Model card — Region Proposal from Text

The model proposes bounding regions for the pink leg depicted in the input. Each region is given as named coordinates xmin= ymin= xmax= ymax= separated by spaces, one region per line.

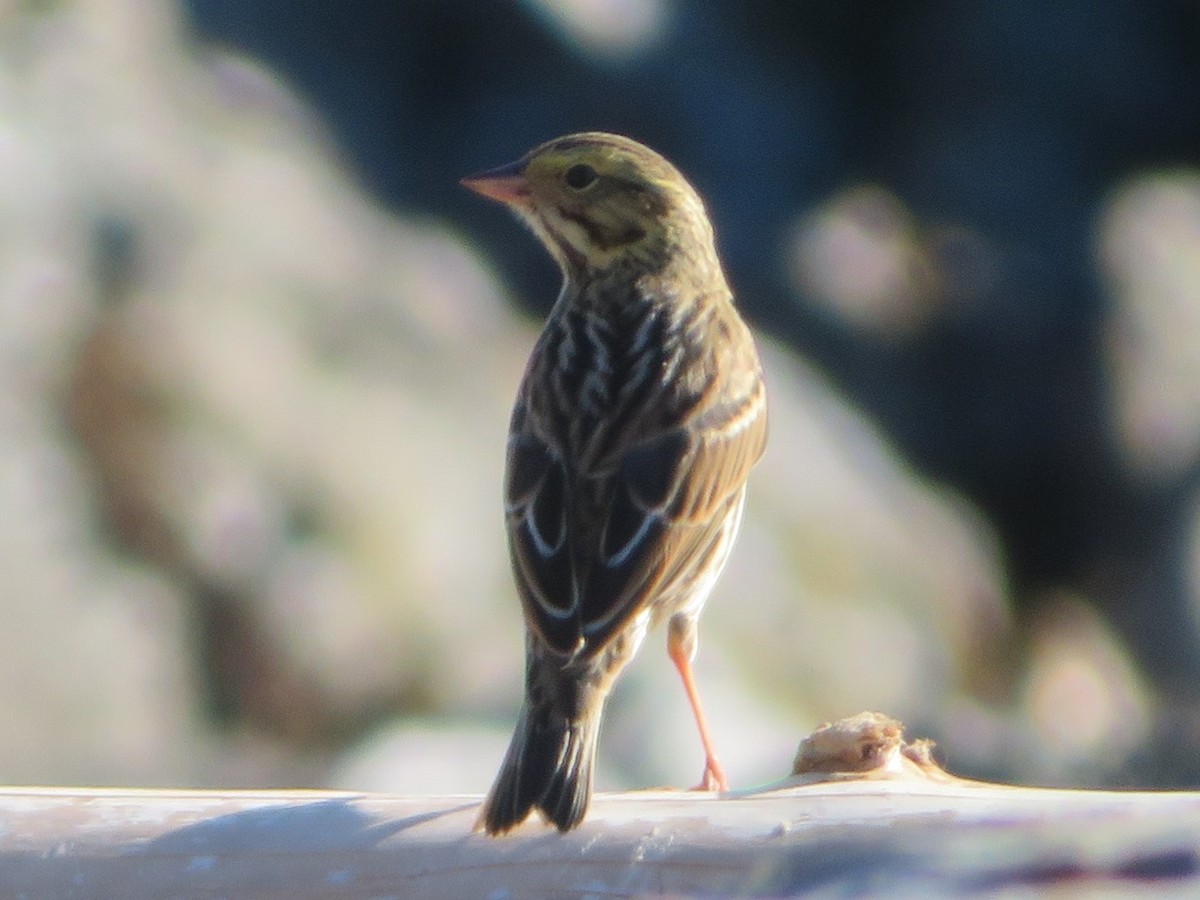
xmin=668 ymin=640 xmax=729 ymax=793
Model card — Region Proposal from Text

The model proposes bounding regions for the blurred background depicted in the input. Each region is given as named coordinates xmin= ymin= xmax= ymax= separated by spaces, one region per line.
xmin=2 ymin=0 xmax=1199 ymax=796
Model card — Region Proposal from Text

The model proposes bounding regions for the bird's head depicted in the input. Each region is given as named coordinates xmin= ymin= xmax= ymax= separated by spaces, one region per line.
xmin=462 ymin=132 xmax=716 ymax=280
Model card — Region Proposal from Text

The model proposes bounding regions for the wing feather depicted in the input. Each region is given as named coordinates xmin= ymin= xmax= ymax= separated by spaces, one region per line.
xmin=506 ymin=370 xmax=766 ymax=658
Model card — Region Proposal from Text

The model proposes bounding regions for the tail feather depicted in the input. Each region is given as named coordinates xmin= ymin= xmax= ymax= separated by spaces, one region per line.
xmin=538 ymin=716 xmax=596 ymax=831
xmin=478 ymin=700 xmax=600 ymax=835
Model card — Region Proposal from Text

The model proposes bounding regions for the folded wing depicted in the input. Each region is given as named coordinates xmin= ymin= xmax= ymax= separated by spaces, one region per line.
xmin=506 ymin=378 xmax=766 ymax=658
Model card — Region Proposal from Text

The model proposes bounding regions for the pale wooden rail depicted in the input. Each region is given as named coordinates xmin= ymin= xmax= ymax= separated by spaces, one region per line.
xmin=3 ymin=780 xmax=1200 ymax=897
xmin=2 ymin=716 xmax=1199 ymax=897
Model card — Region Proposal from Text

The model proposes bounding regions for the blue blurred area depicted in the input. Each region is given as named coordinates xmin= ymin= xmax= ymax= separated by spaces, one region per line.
xmin=5 ymin=0 xmax=1200 ymax=792
xmin=181 ymin=0 xmax=1200 ymax=692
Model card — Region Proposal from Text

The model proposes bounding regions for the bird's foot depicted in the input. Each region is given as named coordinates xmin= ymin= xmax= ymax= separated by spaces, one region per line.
xmin=691 ymin=757 xmax=729 ymax=793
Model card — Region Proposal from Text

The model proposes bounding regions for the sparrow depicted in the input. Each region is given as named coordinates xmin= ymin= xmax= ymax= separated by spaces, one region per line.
xmin=462 ymin=132 xmax=767 ymax=834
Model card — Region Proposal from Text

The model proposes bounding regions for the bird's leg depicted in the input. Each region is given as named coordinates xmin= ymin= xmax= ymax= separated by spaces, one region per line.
xmin=667 ymin=618 xmax=729 ymax=793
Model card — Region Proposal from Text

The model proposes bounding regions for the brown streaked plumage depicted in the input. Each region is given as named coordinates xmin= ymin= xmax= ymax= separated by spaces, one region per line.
xmin=463 ymin=132 xmax=767 ymax=834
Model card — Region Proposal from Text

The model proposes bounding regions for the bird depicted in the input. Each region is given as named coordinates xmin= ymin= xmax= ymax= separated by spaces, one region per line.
xmin=461 ymin=132 xmax=767 ymax=835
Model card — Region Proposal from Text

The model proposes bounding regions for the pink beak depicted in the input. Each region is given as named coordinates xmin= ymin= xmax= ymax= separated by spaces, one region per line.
xmin=460 ymin=159 xmax=531 ymax=206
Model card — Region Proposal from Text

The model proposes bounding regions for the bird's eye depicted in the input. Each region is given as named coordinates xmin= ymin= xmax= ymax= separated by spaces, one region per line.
xmin=564 ymin=163 xmax=598 ymax=190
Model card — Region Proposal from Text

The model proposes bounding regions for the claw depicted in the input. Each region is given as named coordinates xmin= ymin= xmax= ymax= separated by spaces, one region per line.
xmin=692 ymin=757 xmax=729 ymax=793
